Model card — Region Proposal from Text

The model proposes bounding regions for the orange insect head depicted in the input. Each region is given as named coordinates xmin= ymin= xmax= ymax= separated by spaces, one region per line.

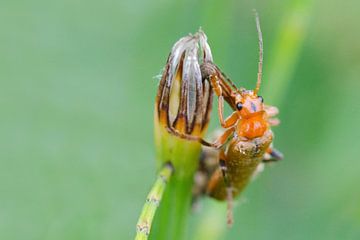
xmin=234 ymin=90 xmax=268 ymax=139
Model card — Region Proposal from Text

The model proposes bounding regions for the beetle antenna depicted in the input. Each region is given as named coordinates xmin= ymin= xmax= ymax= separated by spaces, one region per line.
xmin=253 ymin=9 xmax=263 ymax=95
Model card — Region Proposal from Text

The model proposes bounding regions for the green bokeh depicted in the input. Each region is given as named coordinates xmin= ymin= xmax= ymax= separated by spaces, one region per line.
xmin=1 ymin=0 xmax=359 ymax=239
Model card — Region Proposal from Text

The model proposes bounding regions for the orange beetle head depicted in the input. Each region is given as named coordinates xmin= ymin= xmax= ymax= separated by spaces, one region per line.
xmin=233 ymin=90 xmax=268 ymax=139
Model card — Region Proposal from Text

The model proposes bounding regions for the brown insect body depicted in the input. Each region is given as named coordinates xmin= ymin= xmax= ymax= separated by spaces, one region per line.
xmin=207 ymin=128 xmax=273 ymax=200
xmin=193 ymin=63 xmax=282 ymax=226
xmin=200 ymin=12 xmax=283 ymax=226
xmin=208 ymin=91 xmax=272 ymax=200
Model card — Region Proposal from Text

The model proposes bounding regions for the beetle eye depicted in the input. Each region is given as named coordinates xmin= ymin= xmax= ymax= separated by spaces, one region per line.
xmin=236 ymin=102 xmax=243 ymax=111
xmin=258 ymin=96 xmax=264 ymax=103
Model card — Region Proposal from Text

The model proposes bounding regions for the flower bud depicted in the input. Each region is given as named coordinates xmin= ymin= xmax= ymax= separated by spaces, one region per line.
xmin=150 ymin=33 xmax=215 ymax=238
xmin=154 ymin=31 xmax=215 ymax=176
xmin=155 ymin=31 xmax=213 ymax=137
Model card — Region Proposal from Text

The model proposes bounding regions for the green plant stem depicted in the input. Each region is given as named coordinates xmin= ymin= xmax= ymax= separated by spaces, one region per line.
xmin=150 ymin=126 xmax=202 ymax=240
xmin=150 ymin=172 xmax=194 ymax=240
xmin=135 ymin=163 xmax=174 ymax=240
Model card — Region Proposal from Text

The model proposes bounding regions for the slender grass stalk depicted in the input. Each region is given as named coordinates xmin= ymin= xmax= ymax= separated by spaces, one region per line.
xmin=149 ymin=126 xmax=203 ymax=240
xmin=135 ymin=163 xmax=174 ymax=240
xmin=264 ymin=0 xmax=312 ymax=105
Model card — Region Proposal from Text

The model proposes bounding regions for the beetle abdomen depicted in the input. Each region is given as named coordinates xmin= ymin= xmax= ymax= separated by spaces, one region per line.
xmin=206 ymin=130 xmax=273 ymax=200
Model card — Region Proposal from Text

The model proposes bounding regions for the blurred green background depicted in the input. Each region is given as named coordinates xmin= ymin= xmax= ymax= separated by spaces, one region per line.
xmin=1 ymin=0 xmax=360 ymax=239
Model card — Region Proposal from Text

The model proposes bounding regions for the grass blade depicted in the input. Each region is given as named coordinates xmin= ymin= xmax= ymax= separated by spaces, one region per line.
xmin=135 ymin=163 xmax=174 ymax=240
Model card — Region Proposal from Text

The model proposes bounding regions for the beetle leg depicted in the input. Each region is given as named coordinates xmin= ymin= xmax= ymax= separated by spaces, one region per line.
xmin=165 ymin=125 xmax=214 ymax=147
xmin=264 ymin=105 xmax=279 ymax=117
xmin=262 ymin=147 xmax=283 ymax=163
xmin=268 ymin=118 xmax=280 ymax=126
xmin=209 ymin=75 xmax=239 ymax=128
xmin=210 ymin=127 xmax=235 ymax=149
xmin=166 ymin=124 xmax=235 ymax=149
xmin=219 ymin=154 xmax=234 ymax=227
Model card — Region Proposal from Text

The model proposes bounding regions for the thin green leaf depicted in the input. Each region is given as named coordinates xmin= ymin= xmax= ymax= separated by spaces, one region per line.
xmin=135 ymin=163 xmax=174 ymax=240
